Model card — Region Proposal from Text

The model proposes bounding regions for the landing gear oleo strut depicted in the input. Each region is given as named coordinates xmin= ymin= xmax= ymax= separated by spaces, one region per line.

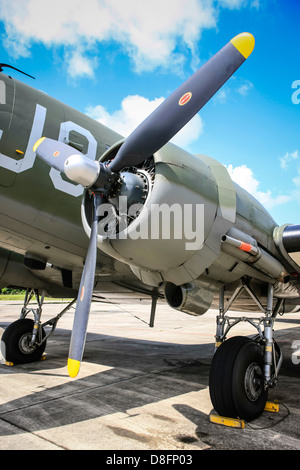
xmin=1 ymin=289 xmax=76 ymax=365
xmin=209 ymin=280 xmax=283 ymax=422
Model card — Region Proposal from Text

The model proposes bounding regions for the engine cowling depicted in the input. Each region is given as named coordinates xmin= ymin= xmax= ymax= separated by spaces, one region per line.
xmin=81 ymin=140 xmax=237 ymax=287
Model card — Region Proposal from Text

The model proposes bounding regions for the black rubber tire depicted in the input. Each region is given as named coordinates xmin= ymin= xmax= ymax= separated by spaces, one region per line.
xmin=209 ymin=336 xmax=268 ymax=422
xmin=1 ymin=318 xmax=46 ymax=364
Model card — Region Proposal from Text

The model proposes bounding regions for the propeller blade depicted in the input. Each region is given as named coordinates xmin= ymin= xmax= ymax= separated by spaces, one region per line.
xmin=34 ymin=33 xmax=254 ymax=188
xmin=67 ymin=193 xmax=101 ymax=378
xmin=33 ymin=138 xmax=111 ymax=188
xmin=108 ymin=32 xmax=255 ymax=173
xmin=33 ymin=137 xmax=79 ymax=173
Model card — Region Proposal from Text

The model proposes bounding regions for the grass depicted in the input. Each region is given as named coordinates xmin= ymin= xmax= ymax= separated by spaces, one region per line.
xmin=0 ymin=294 xmax=26 ymax=301
xmin=0 ymin=294 xmax=73 ymax=302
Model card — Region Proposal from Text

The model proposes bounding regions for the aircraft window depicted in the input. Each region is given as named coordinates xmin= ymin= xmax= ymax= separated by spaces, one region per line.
xmin=0 ymin=81 xmax=6 ymax=104
xmin=67 ymin=130 xmax=89 ymax=153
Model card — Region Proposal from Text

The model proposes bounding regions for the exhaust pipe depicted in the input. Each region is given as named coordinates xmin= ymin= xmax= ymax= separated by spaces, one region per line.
xmin=221 ymin=229 xmax=289 ymax=282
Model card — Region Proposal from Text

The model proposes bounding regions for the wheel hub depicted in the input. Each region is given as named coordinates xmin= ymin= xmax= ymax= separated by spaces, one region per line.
xmin=244 ymin=362 xmax=263 ymax=401
xmin=19 ymin=333 xmax=36 ymax=354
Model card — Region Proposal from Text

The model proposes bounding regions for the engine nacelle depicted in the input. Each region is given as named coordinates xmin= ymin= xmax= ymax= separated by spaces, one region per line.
xmin=274 ymin=224 xmax=300 ymax=275
xmin=82 ymin=140 xmax=237 ymax=286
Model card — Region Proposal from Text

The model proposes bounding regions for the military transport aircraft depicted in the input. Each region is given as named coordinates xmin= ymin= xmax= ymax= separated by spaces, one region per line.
xmin=0 ymin=32 xmax=299 ymax=423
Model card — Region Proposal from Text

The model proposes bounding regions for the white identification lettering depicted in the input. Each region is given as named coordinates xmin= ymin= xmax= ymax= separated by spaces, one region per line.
xmin=0 ymin=104 xmax=46 ymax=172
xmin=0 ymin=106 xmax=100 ymax=198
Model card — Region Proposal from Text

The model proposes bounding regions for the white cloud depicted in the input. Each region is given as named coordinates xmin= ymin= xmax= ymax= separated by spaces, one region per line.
xmin=65 ymin=49 xmax=98 ymax=80
xmin=217 ymin=0 xmax=248 ymax=8
xmin=212 ymin=77 xmax=254 ymax=104
xmin=250 ymin=0 xmax=260 ymax=9
xmin=0 ymin=0 xmax=258 ymax=78
xmin=86 ymin=94 xmax=203 ymax=148
xmin=226 ymin=164 xmax=291 ymax=210
xmin=279 ymin=150 xmax=299 ymax=169
xmin=213 ymin=88 xmax=229 ymax=104
xmin=292 ymin=167 xmax=300 ymax=187
xmin=236 ymin=79 xmax=253 ymax=96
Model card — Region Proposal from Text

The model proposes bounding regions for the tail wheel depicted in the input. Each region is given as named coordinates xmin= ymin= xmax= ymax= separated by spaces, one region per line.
xmin=1 ymin=318 xmax=46 ymax=364
xmin=209 ymin=336 xmax=268 ymax=421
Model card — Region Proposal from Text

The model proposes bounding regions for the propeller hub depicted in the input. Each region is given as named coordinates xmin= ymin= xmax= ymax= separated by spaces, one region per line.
xmin=83 ymin=165 xmax=153 ymax=240
xmin=64 ymin=154 xmax=100 ymax=187
xmin=109 ymin=169 xmax=150 ymax=208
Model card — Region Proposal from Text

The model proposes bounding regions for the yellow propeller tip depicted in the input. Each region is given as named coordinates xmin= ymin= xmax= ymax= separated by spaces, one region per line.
xmin=33 ymin=136 xmax=46 ymax=153
xmin=230 ymin=32 xmax=255 ymax=59
xmin=67 ymin=358 xmax=81 ymax=378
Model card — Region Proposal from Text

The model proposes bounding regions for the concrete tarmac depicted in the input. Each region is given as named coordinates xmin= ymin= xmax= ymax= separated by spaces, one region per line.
xmin=0 ymin=298 xmax=299 ymax=451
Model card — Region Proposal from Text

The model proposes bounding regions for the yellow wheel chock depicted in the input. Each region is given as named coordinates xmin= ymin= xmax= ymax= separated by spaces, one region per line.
xmin=210 ymin=402 xmax=279 ymax=428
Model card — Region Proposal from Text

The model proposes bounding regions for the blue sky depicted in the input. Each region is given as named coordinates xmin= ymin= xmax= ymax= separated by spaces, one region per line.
xmin=0 ymin=0 xmax=299 ymax=225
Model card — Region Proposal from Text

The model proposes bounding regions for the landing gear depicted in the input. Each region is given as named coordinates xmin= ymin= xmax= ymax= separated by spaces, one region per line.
xmin=1 ymin=318 xmax=46 ymax=364
xmin=1 ymin=288 xmax=76 ymax=365
xmin=209 ymin=336 xmax=267 ymax=421
xmin=209 ymin=280 xmax=283 ymax=421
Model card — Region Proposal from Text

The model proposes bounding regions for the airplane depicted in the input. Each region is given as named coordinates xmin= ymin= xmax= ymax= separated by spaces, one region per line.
xmin=0 ymin=32 xmax=299 ymax=423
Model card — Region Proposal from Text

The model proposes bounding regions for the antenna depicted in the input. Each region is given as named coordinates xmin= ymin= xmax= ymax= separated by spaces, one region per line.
xmin=0 ymin=64 xmax=35 ymax=79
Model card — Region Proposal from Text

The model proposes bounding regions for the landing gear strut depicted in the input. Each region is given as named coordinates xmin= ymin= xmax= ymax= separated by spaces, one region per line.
xmin=209 ymin=280 xmax=283 ymax=421
xmin=1 ymin=289 xmax=76 ymax=365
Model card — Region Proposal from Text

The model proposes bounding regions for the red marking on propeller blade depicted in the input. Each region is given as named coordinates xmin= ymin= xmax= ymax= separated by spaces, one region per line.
xmin=80 ymin=286 xmax=84 ymax=302
xmin=179 ymin=92 xmax=192 ymax=106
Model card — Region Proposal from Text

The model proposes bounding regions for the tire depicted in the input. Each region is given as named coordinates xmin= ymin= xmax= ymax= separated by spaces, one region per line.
xmin=209 ymin=336 xmax=268 ymax=421
xmin=1 ymin=318 xmax=46 ymax=364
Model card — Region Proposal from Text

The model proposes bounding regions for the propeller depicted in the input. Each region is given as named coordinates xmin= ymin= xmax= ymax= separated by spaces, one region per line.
xmin=33 ymin=32 xmax=255 ymax=378
xmin=67 ymin=192 xmax=102 ymax=377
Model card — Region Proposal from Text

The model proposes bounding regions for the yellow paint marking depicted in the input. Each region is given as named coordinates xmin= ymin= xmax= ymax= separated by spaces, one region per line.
xmin=68 ymin=358 xmax=81 ymax=378
xmin=33 ymin=136 xmax=46 ymax=152
xmin=230 ymin=32 xmax=255 ymax=59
